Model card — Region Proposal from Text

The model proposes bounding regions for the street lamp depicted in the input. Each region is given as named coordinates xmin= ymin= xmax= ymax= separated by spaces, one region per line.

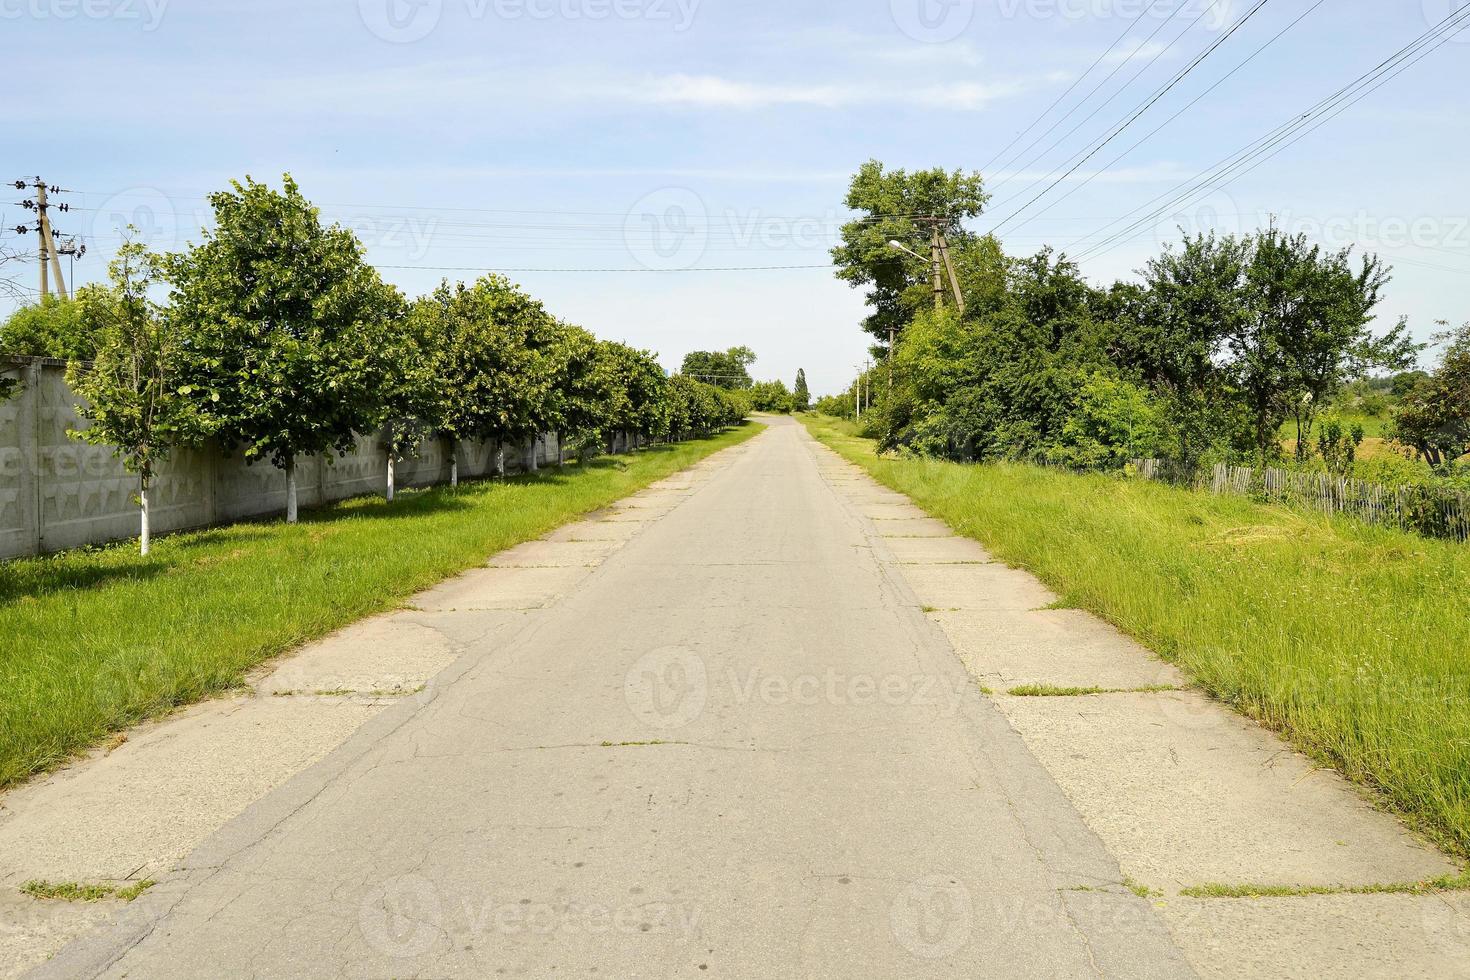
xmin=887 ymin=239 xmax=926 ymax=262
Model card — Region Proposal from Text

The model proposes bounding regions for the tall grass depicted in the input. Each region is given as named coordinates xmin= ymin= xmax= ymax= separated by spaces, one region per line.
xmin=0 ymin=427 xmax=759 ymax=789
xmin=803 ymin=415 xmax=1470 ymax=857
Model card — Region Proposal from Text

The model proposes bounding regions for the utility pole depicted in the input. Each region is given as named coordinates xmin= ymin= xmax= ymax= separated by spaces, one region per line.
xmin=929 ymin=221 xmax=943 ymax=312
xmin=14 ymin=178 xmax=82 ymax=301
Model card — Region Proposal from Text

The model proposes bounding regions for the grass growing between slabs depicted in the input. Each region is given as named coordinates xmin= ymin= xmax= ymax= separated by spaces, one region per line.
xmin=0 ymin=425 xmax=759 ymax=789
xmin=801 ymin=414 xmax=1470 ymax=858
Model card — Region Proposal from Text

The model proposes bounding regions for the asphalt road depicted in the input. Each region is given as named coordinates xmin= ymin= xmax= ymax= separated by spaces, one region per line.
xmin=42 ymin=417 xmax=1193 ymax=978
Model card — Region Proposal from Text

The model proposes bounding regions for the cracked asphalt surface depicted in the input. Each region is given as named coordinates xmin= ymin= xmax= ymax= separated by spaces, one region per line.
xmin=37 ymin=417 xmax=1193 ymax=978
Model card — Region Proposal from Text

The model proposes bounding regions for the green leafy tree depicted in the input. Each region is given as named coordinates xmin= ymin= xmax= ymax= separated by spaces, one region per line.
xmin=1052 ymin=373 xmax=1169 ymax=469
xmin=1133 ymin=232 xmax=1252 ymax=462
xmin=1233 ymin=229 xmax=1410 ymax=462
xmin=408 ymin=276 xmax=560 ymax=479
xmin=167 ymin=175 xmax=405 ymax=522
xmin=0 ymin=292 xmax=111 ymax=360
xmin=602 ymin=342 xmax=667 ymax=448
xmin=750 ymin=379 xmax=794 ymax=413
xmin=680 ymin=347 xmax=755 ymax=389
xmin=831 ymin=160 xmax=988 ymax=352
xmin=792 ymin=368 xmax=810 ymax=410
xmin=1315 ymin=415 xmax=1364 ymax=477
xmin=547 ymin=323 xmax=616 ymax=465
xmin=1392 ymin=322 xmax=1470 ymax=469
xmin=66 ymin=238 xmax=212 ymax=554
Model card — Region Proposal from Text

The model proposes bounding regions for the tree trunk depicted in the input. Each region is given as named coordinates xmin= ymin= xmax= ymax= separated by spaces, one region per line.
xmin=386 ymin=452 xmax=396 ymax=502
xmin=450 ymin=454 xmax=459 ymax=488
xmin=494 ymin=443 xmax=505 ymax=478
xmin=285 ymin=458 xmax=299 ymax=523
xmin=525 ymin=437 xmax=539 ymax=473
xmin=556 ymin=433 xmax=566 ymax=468
xmin=139 ymin=470 xmax=151 ymax=557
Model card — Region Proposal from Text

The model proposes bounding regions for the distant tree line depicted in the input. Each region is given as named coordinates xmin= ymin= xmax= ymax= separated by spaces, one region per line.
xmin=678 ymin=346 xmax=809 ymax=414
xmin=0 ymin=175 xmax=748 ymax=553
xmin=827 ymin=161 xmax=1469 ymax=477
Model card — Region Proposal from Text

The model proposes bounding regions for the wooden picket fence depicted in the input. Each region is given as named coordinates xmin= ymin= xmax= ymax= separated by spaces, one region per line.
xmin=1129 ymin=458 xmax=1470 ymax=542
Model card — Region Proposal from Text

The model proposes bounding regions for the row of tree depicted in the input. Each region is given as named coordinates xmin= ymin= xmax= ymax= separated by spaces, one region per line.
xmin=827 ymin=160 xmax=1464 ymax=474
xmin=676 ymin=346 xmax=810 ymax=413
xmin=1 ymin=176 xmax=747 ymax=553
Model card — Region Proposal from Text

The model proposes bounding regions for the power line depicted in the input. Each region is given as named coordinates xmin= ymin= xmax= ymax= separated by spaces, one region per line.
xmin=983 ymin=0 xmax=1191 ymax=200
xmin=1069 ymin=4 xmax=1470 ymax=261
xmin=988 ymin=0 xmax=1273 ymax=236
xmin=999 ymin=0 xmax=1326 ymax=236
xmin=376 ymin=263 xmax=833 ymax=273
xmin=978 ymin=0 xmax=1173 ymax=176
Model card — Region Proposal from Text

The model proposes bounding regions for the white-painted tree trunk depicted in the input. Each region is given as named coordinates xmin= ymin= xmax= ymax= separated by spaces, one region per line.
xmin=138 ymin=474 xmax=151 ymax=556
xmin=450 ymin=453 xmax=459 ymax=488
xmin=494 ymin=443 xmax=505 ymax=478
xmin=525 ymin=437 xmax=539 ymax=473
xmin=285 ymin=459 xmax=299 ymax=523
xmin=386 ymin=452 xmax=396 ymax=502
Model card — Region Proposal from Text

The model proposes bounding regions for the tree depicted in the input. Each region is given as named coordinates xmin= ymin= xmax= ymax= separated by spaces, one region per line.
xmin=167 ymin=175 xmax=405 ymax=522
xmin=680 ymin=347 xmax=755 ymax=389
xmin=601 ymin=342 xmax=667 ymax=448
xmin=1233 ymin=229 xmax=1410 ymax=462
xmin=1393 ymin=322 xmax=1470 ymax=469
xmin=408 ymin=276 xmax=560 ymax=479
xmin=0 ymin=292 xmax=111 ymax=360
xmin=1134 ymin=232 xmax=1252 ymax=462
xmin=1052 ymin=373 xmax=1169 ymax=469
xmin=792 ymin=368 xmax=810 ymax=410
xmin=547 ymin=323 xmax=615 ymax=466
xmin=750 ymin=379 xmax=794 ymax=413
xmin=831 ymin=160 xmax=988 ymax=352
xmin=66 ymin=238 xmax=212 ymax=554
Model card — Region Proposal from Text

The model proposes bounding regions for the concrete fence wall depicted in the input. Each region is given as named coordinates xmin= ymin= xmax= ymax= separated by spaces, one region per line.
xmin=0 ymin=357 xmax=581 ymax=560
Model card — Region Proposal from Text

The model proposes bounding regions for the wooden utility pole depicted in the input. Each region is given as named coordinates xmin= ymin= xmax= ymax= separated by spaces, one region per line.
xmin=929 ymin=222 xmax=943 ymax=312
xmin=17 ymin=178 xmax=78 ymax=301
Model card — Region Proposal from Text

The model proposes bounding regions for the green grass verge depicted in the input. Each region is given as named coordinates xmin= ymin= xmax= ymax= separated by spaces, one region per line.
xmin=21 ymin=879 xmax=155 ymax=902
xmin=1180 ymin=869 xmax=1470 ymax=899
xmin=0 ymin=426 xmax=759 ymax=789
xmin=801 ymin=415 xmax=1470 ymax=858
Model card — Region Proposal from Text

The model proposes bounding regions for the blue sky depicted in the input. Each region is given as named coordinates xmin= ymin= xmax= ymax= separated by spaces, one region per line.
xmin=4 ymin=0 xmax=1467 ymax=395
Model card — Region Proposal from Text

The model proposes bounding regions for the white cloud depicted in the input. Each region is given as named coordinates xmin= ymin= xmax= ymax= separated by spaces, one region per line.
xmin=605 ymin=73 xmax=1019 ymax=111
